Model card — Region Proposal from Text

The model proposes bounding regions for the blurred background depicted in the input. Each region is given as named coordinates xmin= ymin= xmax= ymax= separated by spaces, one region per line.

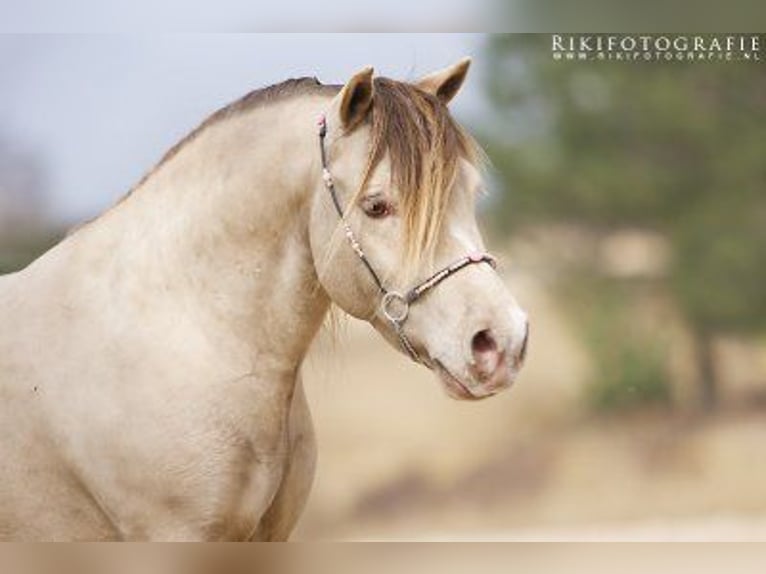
xmin=1 ymin=33 xmax=765 ymax=540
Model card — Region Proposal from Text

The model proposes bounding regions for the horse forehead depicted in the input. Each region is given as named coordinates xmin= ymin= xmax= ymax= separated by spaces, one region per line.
xmin=360 ymin=155 xmax=393 ymax=188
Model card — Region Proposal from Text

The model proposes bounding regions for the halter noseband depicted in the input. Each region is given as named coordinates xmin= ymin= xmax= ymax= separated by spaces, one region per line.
xmin=317 ymin=113 xmax=497 ymax=365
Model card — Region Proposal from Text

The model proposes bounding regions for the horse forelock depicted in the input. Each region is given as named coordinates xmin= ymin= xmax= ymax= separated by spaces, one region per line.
xmin=358 ymin=78 xmax=483 ymax=270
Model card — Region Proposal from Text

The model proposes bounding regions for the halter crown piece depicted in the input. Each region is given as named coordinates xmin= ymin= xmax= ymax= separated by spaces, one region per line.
xmin=316 ymin=113 xmax=497 ymax=365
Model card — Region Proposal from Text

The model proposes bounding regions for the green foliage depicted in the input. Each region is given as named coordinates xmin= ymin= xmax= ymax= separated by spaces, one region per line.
xmin=587 ymin=339 xmax=670 ymax=412
xmin=584 ymin=306 xmax=671 ymax=412
xmin=672 ymin=200 xmax=766 ymax=333
xmin=569 ymin=275 xmax=672 ymax=412
xmin=482 ymin=34 xmax=766 ymax=338
xmin=0 ymin=232 xmax=62 ymax=275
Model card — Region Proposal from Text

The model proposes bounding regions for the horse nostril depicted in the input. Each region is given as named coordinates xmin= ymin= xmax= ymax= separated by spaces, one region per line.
xmin=471 ymin=329 xmax=497 ymax=356
xmin=471 ymin=329 xmax=502 ymax=380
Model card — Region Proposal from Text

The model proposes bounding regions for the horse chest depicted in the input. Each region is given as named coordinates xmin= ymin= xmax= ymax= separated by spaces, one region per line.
xmin=170 ymin=419 xmax=298 ymax=540
xmin=117 ymin=429 xmax=297 ymax=541
xmin=83 ymin=378 xmax=302 ymax=541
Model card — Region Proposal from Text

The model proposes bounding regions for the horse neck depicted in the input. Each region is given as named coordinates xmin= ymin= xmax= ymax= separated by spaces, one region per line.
xmin=81 ymin=95 xmax=332 ymax=372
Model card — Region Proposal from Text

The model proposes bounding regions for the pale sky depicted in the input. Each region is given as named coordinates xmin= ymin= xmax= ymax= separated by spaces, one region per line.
xmin=1 ymin=1 xmax=501 ymax=32
xmin=0 ymin=34 xmax=490 ymax=224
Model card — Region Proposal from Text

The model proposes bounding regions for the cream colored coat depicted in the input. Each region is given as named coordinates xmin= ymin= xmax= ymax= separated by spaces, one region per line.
xmin=0 ymin=60 xmax=528 ymax=540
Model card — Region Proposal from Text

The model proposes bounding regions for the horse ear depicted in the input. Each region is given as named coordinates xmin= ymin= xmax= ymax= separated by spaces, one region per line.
xmin=337 ymin=66 xmax=375 ymax=130
xmin=416 ymin=57 xmax=471 ymax=105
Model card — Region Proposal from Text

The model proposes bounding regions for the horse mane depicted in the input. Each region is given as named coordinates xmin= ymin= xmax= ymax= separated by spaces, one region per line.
xmin=127 ymin=77 xmax=340 ymax=194
xmin=99 ymin=75 xmax=482 ymax=268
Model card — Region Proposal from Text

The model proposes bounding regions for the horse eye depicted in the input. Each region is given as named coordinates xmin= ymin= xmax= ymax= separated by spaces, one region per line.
xmin=363 ymin=198 xmax=393 ymax=219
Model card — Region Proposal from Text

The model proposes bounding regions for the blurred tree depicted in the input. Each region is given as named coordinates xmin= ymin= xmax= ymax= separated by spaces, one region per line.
xmin=481 ymin=34 xmax=766 ymax=410
xmin=0 ymin=133 xmax=60 ymax=273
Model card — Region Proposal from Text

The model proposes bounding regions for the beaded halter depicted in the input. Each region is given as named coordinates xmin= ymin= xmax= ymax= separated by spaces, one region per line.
xmin=317 ymin=113 xmax=496 ymax=365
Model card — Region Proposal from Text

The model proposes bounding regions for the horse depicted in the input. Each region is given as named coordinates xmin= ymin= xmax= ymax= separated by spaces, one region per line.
xmin=0 ymin=58 xmax=529 ymax=541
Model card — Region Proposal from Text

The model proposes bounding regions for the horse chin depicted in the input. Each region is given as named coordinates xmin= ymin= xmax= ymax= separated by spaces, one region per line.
xmin=433 ymin=360 xmax=497 ymax=401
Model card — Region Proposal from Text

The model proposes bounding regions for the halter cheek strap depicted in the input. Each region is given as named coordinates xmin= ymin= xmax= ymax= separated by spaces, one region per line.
xmin=317 ymin=113 xmax=496 ymax=365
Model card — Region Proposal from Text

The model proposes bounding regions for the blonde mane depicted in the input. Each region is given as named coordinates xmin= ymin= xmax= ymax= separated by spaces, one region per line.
xmin=359 ymin=78 xmax=482 ymax=267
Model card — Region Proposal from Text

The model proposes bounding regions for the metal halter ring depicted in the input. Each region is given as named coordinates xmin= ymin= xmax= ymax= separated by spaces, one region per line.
xmin=381 ymin=291 xmax=410 ymax=324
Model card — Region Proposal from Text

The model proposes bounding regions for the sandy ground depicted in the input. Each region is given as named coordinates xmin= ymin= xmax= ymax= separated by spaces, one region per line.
xmin=291 ymin=261 xmax=766 ymax=541
xmin=413 ymin=515 xmax=766 ymax=541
